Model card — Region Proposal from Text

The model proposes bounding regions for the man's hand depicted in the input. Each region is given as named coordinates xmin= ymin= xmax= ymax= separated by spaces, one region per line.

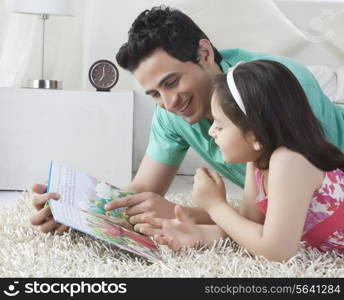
xmin=30 ymin=183 xmax=69 ymax=234
xmin=104 ymin=192 xmax=176 ymax=234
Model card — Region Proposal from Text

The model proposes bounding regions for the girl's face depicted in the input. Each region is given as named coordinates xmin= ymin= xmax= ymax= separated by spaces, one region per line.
xmin=209 ymin=93 xmax=259 ymax=163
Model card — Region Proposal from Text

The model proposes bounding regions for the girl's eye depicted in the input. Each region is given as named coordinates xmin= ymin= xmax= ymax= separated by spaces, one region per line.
xmin=215 ymin=126 xmax=222 ymax=131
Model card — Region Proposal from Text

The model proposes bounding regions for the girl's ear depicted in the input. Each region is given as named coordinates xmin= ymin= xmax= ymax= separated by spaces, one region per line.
xmin=246 ymin=131 xmax=263 ymax=151
xmin=253 ymin=141 xmax=263 ymax=151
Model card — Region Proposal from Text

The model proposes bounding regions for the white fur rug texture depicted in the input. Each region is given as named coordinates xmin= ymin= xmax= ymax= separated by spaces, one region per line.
xmin=0 ymin=191 xmax=343 ymax=278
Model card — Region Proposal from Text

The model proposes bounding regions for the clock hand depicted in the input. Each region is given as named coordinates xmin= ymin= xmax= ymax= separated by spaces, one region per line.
xmin=99 ymin=66 xmax=105 ymax=82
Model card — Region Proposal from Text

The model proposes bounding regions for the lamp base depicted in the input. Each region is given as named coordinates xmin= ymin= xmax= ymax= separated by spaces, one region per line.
xmin=25 ymin=79 xmax=62 ymax=90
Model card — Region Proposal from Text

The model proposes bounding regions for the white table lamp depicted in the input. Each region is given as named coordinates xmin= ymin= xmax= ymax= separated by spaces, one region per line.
xmin=12 ymin=0 xmax=74 ymax=89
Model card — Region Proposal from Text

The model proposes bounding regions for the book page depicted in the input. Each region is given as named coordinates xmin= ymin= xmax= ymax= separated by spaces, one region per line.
xmin=47 ymin=161 xmax=132 ymax=227
xmin=49 ymin=200 xmax=162 ymax=262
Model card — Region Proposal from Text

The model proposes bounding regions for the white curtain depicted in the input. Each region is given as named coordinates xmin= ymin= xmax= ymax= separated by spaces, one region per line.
xmin=0 ymin=0 xmax=307 ymax=90
xmin=0 ymin=0 xmax=343 ymax=91
xmin=0 ymin=0 xmax=92 ymax=89
xmin=0 ymin=0 xmax=37 ymax=87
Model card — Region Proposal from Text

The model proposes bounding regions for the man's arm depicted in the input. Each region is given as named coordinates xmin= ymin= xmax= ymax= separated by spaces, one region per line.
xmin=123 ymin=154 xmax=178 ymax=195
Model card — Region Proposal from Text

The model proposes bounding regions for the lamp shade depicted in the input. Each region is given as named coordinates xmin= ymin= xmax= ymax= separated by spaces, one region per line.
xmin=12 ymin=0 xmax=74 ymax=16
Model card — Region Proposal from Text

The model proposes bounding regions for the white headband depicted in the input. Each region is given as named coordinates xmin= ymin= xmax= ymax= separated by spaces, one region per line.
xmin=226 ymin=61 xmax=246 ymax=114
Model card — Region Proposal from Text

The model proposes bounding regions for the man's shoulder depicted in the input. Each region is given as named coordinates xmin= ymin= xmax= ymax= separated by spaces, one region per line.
xmin=220 ymin=48 xmax=301 ymax=67
xmin=220 ymin=48 xmax=278 ymax=62
xmin=220 ymin=48 xmax=315 ymax=85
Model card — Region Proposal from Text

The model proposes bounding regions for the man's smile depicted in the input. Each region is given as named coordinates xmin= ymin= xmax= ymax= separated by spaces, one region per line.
xmin=177 ymin=97 xmax=193 ymax=116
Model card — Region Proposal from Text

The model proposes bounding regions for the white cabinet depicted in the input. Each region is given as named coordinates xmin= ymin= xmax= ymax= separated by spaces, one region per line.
xmin=0 ymin=88 xmax=133 ymax=190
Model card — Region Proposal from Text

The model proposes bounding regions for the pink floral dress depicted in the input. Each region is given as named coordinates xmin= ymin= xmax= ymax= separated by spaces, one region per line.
xmin=255 ymin=168 xmax=344 ymax=253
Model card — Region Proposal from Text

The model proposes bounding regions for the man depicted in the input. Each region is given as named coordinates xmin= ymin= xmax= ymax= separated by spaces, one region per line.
xmin=30 ymin=6 xmax=344 ymax=235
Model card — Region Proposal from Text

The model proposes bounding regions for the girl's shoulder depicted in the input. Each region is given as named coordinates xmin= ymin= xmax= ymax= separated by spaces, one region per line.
xmin=270 ymin=147 xmax=313 ymax=167
xmin=269 ymin=147 xmax=323 ymax=189
xmin=269 ymin=147 xmax=306 ymax=166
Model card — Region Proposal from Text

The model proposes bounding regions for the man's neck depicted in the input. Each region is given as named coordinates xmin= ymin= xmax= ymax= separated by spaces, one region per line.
xmin=203 ymin=64 xmax=223 ymax=122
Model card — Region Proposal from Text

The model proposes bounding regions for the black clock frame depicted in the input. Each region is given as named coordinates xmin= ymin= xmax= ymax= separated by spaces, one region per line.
xmin=88 ymin=59 xmax=119 ymax=92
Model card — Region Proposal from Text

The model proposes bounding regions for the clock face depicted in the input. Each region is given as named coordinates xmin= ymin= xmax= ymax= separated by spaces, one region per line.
xmin=89 ymin=60 xmax=119 ymax=91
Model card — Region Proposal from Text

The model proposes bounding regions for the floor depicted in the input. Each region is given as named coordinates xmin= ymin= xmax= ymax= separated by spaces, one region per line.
xmin=0 ymin=175 xmax=243 ymax=212
xmin=0 ymin=190 xmax=22 ymax=211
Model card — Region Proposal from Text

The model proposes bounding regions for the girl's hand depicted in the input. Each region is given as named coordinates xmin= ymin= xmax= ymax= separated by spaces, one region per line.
xmin=141 ymin=205 xmax=204 ymax=251
xmin=192 ymin=168 xmax=227 ymax=213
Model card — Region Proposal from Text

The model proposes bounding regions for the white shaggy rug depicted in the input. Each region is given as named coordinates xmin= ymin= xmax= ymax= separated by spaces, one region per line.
xmin=0 ymin=191 xmax=343 ymax=278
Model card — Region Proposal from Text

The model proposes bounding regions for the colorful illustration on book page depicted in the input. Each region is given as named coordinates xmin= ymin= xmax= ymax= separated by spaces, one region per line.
xmin=85 ymin=180 xmax=134 ymax=230
xmin=86 ymin=213 xmax=162 ymax=261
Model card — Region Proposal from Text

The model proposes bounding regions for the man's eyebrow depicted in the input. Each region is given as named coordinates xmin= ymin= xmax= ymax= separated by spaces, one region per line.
xmin=145 ymin=73 xmax=178 ymax=95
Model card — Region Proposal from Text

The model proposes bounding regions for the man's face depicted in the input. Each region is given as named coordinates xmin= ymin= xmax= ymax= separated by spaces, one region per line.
xmin=134 ymin=48 xmax=215 ymax=123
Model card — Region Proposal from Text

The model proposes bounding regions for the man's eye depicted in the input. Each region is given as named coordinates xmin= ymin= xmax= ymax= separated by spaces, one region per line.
xmin=152 ymin=92 xmax=160 ymax=98
xmin=165 ymin=79 xmax=178 ymax=87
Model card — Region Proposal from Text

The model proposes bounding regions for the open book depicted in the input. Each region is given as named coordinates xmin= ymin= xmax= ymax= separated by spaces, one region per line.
xmin=46 ymin=161 xmax=162 ymax=262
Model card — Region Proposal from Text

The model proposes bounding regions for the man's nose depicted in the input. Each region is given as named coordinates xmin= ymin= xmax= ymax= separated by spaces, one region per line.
xmin=161 ymin=93 xmax=178 ymax=111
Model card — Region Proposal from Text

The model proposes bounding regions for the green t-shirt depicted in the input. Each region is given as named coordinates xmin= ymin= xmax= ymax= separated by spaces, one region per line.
xmin=146 ymin=48 xmax=344 ymax=188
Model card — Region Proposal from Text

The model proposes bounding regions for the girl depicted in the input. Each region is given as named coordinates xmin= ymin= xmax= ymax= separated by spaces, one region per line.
xmin=141 ymin=60 xmax=344 ymax=262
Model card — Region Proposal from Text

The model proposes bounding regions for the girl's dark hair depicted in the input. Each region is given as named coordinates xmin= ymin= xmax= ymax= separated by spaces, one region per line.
xmin=116 ymin=6 xmax=222 ymax=72
xmin=214 ymin=60 xmax=344 ymax=171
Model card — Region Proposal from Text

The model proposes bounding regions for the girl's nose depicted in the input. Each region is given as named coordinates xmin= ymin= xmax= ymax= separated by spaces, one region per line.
xmin=208 ymin=124 xmax=216 ymax=138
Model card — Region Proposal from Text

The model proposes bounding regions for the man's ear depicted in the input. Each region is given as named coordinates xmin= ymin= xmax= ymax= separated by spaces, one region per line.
xmin=197 ymin=39 xmax=215 ymax=66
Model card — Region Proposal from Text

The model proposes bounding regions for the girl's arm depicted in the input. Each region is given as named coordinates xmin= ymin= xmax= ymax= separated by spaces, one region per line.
xmin=202 ymin=148 xmax=323 ymax=261
xmin=239 ymin=162 xmax=265 ymax=224
xmin=141 ymin=205 xmax=227 ymax=250
xmin=144 ymin=161 xmax=274 ymax=251
xmin=180 ymin=162 xmax=264 ymax=225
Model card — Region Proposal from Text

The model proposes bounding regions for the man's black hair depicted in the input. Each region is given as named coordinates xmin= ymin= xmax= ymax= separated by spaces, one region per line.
xmin=116 ymin=6 xmax=222 ymax=72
